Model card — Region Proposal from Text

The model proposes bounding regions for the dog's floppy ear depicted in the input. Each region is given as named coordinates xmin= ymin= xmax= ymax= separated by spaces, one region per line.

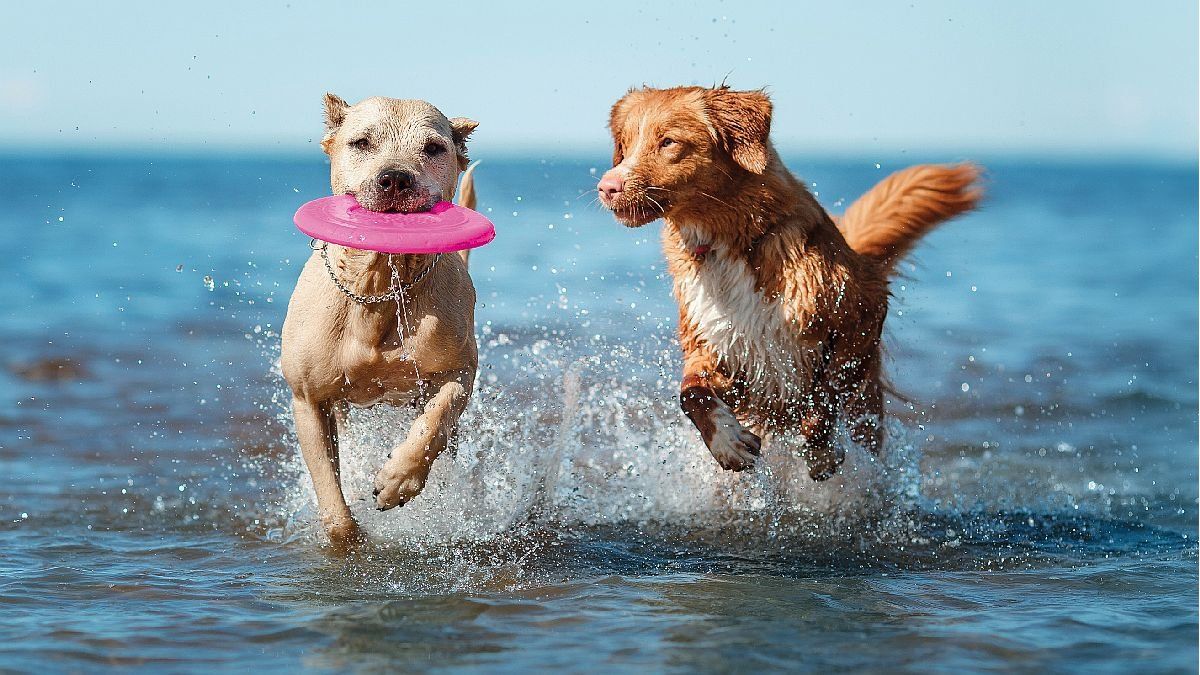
xmin=449 ymin=117 xmax=478 ymax=171
xmin=703 ymin=87 xmax=773 ymax=174
xmin=320 ymin=93 xmax=349 ymax=154
xmin=608 ymin=92 xmax=634 ymax=166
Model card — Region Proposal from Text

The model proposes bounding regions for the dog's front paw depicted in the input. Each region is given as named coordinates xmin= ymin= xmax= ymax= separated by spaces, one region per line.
xmin=804 ymin=444 xmax=846 ymax=481
xmin=705 ymin=408 xmax=761 ymax=471
xmin=325 ymin=516 xmax=366 ymax=552
xmin=372 ymin=457 xmax=430 ymax=510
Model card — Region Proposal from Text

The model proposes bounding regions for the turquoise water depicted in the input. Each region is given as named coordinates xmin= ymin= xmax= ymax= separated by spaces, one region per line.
xmin=0 ymin=154 xmax=1195 ymax=672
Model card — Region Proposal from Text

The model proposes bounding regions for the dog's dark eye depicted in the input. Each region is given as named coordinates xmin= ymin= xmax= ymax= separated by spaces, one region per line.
xmin=424 ymin=142 xmax=447 ymax=156
xmin=350 ymin=138 xmax=370 ymax=151
xmin=660 ymin=137 xmax=676 ymax=149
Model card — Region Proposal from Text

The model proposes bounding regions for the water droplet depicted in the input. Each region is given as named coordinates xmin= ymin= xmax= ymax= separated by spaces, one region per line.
xmin=202 ymin=275 xmax=215 ymax=291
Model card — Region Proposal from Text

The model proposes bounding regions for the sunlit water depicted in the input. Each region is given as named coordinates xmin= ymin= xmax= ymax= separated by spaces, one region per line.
xmin=0 ymin=154 xmax=1195 ymax=672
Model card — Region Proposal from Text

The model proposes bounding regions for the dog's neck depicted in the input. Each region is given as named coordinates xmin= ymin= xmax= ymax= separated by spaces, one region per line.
xmin=332 ymin=246 xmax=438 ymax=300
xmin=665 ymin=147 xmax=828 ymax=253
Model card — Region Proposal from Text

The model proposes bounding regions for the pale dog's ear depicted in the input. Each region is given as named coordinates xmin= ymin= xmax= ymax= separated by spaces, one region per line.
xmin=449 ymin=117 xmax=478 ymax=171
xmin=702 ymin=87 xmax=773 ymax=174
xmin=320 ymin=93 xmax=350 ymax=155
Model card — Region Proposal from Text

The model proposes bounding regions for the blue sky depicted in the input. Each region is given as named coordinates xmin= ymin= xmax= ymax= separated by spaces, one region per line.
xmin=1 ymin=1 xmax=1195 ymax=158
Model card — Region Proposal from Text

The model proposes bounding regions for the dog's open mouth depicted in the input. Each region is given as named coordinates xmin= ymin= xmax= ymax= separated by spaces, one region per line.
xmin=349 ymin=191 xmax=436 ymax=214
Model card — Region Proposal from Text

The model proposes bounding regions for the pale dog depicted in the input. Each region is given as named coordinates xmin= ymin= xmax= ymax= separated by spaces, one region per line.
xmin=281 ymin=94 xmax=480 ymax=547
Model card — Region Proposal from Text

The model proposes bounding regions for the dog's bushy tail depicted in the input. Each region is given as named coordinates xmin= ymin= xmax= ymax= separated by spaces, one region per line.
xmin=838 ymin=163 xmax=983 ymax=271
xmin=455 ymin=161 xmax=480 ymax=264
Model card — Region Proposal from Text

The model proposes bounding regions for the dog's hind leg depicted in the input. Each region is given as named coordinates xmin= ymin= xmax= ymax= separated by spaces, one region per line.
xmin=372 ymin=370 xmax=472 ymax=510
xmin=293 ymin=396 xmax=362 ymax=549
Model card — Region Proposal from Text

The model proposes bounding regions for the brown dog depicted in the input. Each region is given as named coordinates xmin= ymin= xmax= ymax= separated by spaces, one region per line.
xmin=281 ymin=94 xmax=480 ymax=547
xmin=598 ymin=85 xmax=981 ymax=480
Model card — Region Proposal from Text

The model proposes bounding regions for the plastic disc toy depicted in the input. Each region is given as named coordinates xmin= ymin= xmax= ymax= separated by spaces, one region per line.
xmin=294 ymin=195 xmax=496 ymax=254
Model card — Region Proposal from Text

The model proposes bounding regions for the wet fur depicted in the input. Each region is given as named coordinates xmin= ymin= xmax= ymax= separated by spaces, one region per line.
xmin=600 ymin=85 xmax=982 ymax=479
xmin=281 ymin=94 xmax=480 ymax=548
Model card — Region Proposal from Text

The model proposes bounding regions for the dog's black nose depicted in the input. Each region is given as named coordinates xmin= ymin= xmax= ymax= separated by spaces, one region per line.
xmin=376 ymin=169 xmax=414 ymax=194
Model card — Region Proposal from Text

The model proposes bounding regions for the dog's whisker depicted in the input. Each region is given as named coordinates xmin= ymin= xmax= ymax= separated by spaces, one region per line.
xmin=708 ymin=163 xmax=737 ymax=183
xmin=697 ymin=190 xmax=737 ymax=211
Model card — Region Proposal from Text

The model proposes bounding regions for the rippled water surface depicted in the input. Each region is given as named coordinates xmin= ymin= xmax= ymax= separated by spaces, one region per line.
xmin=0 ymin=154 xmax=1195 ymax=672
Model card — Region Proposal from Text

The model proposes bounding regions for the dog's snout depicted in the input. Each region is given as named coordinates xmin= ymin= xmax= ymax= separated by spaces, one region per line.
xmin=598 ymin=169 xmax=625 ymax=200
xmin=376 ymin=169 xmax=415 ymax=194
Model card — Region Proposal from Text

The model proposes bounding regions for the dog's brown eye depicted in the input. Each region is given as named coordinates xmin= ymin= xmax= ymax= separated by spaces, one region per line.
xmin=350 ymin=138 xmax=370 ymax=151
xmin=660 ymin=137 xmax=676 ymax=149
xmin=424 ymin=142 xmax=446 ymax=156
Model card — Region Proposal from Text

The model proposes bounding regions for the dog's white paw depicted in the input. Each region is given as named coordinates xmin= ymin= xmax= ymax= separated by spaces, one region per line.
xmin=372 ymin=456 xmax=430 ymax=510
xmin=705 ymin=408 xmax=761 ymax=471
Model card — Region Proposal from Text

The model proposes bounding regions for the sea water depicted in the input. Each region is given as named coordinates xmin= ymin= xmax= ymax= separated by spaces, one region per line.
xmin=0 ymin=153 xmax=1194 ymax=671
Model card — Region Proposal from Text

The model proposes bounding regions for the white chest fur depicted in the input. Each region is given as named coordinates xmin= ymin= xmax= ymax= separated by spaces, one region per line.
xmin=675 ymin=245 xmax=819 ymax=401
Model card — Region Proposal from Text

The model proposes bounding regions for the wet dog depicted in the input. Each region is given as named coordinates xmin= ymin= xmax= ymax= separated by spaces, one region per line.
xmin=281 ymin=94 xmax=480 ymax=547
xmin=598 ymin=85 xmax=981 ymax=480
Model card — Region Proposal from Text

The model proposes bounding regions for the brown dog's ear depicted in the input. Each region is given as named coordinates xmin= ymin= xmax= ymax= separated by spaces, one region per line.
xmin=321 ymin=93 xmax=350 ymax=154
xmin=703 ymin=88 xmax=773 ymax=174
xmin=449 ymin=117 xmax=478 ymax=170
xmin=608 ymin=94 xmax=633 ymax=165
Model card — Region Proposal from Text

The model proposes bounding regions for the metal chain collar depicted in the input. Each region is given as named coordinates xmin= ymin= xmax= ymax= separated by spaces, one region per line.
xmin=310 ymin=239 xmax=440 ymax=305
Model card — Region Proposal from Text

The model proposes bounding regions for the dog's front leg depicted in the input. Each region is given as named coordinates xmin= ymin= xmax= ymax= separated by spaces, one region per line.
xmin=680 ymin=355 xmax=761 ymax=471
xmin=373 ymin=371 xmax=472 ymax=509
xmin=293 ymin=396 xmax=363 ymax=548
xmin=833 ymin=350 xmax=884 ymax=456
xmin=799 ymin=343 xmax=844 ymax=481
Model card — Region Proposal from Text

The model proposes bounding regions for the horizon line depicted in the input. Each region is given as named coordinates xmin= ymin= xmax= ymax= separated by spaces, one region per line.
xmin=0 ymin=143 xmax=1194 ymax=167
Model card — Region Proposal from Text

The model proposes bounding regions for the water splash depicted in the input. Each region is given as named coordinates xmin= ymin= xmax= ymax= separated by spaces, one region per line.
xmin=265 ymin=333 xmax=925 ymax=554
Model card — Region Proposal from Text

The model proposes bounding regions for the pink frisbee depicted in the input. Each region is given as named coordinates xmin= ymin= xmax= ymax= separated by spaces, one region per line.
xmin=294 ymin=195 xmax=496 ymax=254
